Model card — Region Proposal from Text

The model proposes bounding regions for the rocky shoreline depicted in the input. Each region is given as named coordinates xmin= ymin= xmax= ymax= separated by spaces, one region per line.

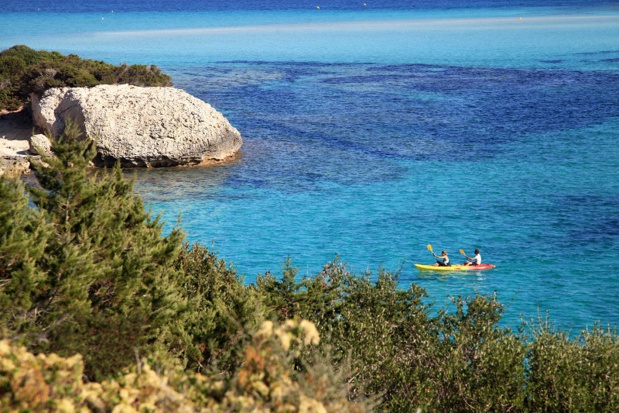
xmin=0 ymin=85 xmax=243 ymax=175
xmin=0 ymin=109 xmax=33 ymax=176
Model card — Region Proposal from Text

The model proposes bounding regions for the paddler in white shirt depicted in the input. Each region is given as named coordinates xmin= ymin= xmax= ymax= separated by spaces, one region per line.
xmin=463 ymin=249 xmax=481 ymax=266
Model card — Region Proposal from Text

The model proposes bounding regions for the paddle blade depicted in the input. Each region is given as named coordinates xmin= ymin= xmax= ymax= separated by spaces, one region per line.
xmin=427 ymin=244 xmax=433 ymax=253
xmin=459 ymin=249 xmax=466 ymax=255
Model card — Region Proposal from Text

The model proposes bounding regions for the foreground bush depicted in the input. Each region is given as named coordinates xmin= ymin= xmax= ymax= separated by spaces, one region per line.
xmin=526 ymin=322 xmax=619 ymax=411
xmin=174 ymin=242 xmax=267 ymax=374
xmin=1 ymin=125 xmax=188 ymax=381
xmin=0 ymin=319 xmax=367 ymax=412
xmin=0 ymin=126 xmax=618 ymax=411
xmin=0 ymin=126 xmax=282 ymax=386
xmin=0 ymin=45 xmax=172 ymax=111
xmin=256 ymin=260 xmax=619 ymax=412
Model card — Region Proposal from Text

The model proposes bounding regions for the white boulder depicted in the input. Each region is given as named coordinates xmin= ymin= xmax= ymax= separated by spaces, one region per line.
xmin=29 ymin=134 xmax=53 ymax=156
xmin=31 ymin=85 xmax=242 ymax=167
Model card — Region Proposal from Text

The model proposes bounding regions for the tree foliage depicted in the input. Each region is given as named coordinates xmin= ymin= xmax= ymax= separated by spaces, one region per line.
xmin=174 ymin=242 xmax=266 ymax=374
xmin=0 ymin=127 xmax=618 ymax=410
xmin=0 ymin=45 xmax=172 ymax=111
xmin=0 ymin=174 xmax=49 ymax=336
xmin=255 ymin=260 xmax=619 ymax=412
xmin=1 ymin=124 xmax=186 ymax=380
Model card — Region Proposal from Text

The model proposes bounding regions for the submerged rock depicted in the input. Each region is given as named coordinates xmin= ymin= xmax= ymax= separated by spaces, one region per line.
xmin=31 ymin=85 xmax=242 ymax=167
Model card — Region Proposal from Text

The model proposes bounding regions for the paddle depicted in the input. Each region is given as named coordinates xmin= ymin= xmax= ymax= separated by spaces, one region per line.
xmin=427 ymin=244 xmax=433 ymax=254
xmin=460 ymin=249 xmax=473 ymax=264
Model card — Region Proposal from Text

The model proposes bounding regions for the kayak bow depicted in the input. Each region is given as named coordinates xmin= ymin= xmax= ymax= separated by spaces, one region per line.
xmin=414 ymin=263 xmax=496 ymax=272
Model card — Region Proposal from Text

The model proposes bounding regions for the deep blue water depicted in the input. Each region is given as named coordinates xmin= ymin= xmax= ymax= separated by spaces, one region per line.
xmin=1 ymin=0 xmax=619 ymax=332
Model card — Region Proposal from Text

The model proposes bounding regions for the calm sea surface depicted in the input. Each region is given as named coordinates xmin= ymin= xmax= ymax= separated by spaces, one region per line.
xmin=2 ymin=0 xmax=619 ymax=331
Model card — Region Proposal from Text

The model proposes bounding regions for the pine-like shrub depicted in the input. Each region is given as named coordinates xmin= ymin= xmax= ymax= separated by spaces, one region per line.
xmin=0 ymin=123 xmax=187 ymax=380
xmin=174 ymin=243 xmax=266 ymax=374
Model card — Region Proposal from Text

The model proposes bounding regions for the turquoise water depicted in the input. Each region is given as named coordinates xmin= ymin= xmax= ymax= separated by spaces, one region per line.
xmin=3 ymin=7 xmax=619 ymax=68
xmin=2 ymin=2 xmax=619 ymax=331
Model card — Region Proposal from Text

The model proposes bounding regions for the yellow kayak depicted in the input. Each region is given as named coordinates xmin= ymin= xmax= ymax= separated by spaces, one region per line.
xmin=414 ymin=263 xmax=496 ymax=272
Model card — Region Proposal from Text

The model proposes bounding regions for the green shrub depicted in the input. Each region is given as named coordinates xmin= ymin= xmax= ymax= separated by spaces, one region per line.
xmin=0 ymin=175 xmax=49 ymax=335
xmin=0 ymin=124 xmax=187 ymax=381
xmin=256 ymin=261 xmax=619 ymax=412
xmin=174 ymin=243 xmax=266 ymax=374
xmin=526 ymin=322 xmax=619 ymax=412
xmin=421 ymin=295 xmax=527 ymax=412
xmin=0 ymin=45 xmax=173 ymax=111
xmin=256 ymin=260 xmax=436 ymax=408
xmin=1 ymin=119 xmax=618 ymax=410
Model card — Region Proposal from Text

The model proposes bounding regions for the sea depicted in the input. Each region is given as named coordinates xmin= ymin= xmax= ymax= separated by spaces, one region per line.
xmin=2 ymin=0 xmax=619 ymax=332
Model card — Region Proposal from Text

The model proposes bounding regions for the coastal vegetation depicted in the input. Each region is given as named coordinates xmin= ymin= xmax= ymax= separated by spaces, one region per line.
xmin=1 ymin=126 xmax=618 ymax=411
xmin=0 ymin=45 xmax=172 ymax=112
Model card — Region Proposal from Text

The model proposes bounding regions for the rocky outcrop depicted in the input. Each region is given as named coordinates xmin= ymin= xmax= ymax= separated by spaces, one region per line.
xmin=0 ymin=156 xmax=30 ymax=176
xmin=31 ymin=85 xmax=242 ymax=167
xmin=0 ymin=109 xmax=32 ymax=176
xmin=29 ymin=134 xmax=52 ymax=156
